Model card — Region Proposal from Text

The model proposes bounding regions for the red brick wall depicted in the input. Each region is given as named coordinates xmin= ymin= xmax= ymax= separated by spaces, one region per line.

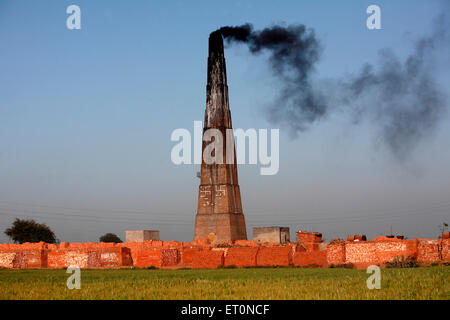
xmin=0 ymin=237 xmax=447 ymax=269
xmin=0 ymin=252 xmax=17 ymax=268
xmin=133 ymin=248 xmax=179 ymax=268
xmin=234 ymin=240 xmax=258 ymax=247
xmin=134 ymin=248 xmax=161 ymax=267
xmin=256 ymin=247 xmax=292 ymax=266
xmin=405 ymin=239 xmax=419 ymax=259
xmin=417 ymin=240 xmax=440 ymax=264
xmin=161 ymin=248 xmax=179 ymax=266
xmin=48 ymin=249 xmax=89 ymax=268
xmin=224 ymin=247 xmax=259 ymax=267
xmin=293 ymin=250 xmax=326 ymax=267
xmin=345 ymin=242 xmax=378 ymax=268
xmin=297 ymin=231 xmax=322 ymax=243
xmin=0 ymin=242 xmax=48 ymax=269
xmin=0 ymin=250 xmax=47 ymax=269
xmin=192 ymin=249 xmax=224 ymax=268
xmin=326 ymin=242 xmax=346 ymax=266
xmin=180 ymin=247 xmax=198 ymax=266
xmin=441 ymin=239 xmax=450 ymax=262
xmin=93 ymin=247 xmax=132 ymax=268
xmin=47 ymin=246 xmax=132 ymax=268
xmin=375 ymin=241 xmax=407 ymax=263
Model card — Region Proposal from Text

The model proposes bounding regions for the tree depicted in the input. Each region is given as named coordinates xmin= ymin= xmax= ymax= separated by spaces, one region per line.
xmin=4 ymin=219 xmax=56 ymax=244
xmin=99 ymin=233 xmax=122 ymax=243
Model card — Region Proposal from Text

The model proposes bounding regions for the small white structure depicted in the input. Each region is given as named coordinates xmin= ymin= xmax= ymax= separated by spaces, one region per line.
xmin=125 ymin=230 xmax=160 ymax=242
xmin=253 ymin=227 xmax=290 ymax=244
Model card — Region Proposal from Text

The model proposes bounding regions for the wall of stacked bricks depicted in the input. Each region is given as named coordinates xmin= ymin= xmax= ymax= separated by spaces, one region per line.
xmin=0 ymin=232 xmax=449 ymax=269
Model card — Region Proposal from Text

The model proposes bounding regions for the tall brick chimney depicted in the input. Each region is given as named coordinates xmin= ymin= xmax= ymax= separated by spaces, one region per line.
xmin=193 ymin=31 xmax=248 ymax=242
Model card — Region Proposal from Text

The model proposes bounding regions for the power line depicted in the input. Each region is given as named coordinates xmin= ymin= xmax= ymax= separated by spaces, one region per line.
xmin=0 ymin=207 xmax=193 ymax=223
xmin=248 ymin=201 xmax=450 ymax=219
xmin=0 ymin=211 xmax=193 ymax=226
xmin=2 ymin=198 xmax=450 ymax=220
xmin=0 ymin=200 xmax=190 ymax=217
xmin=247 ymin=208 xmax=450 ymax=225
xmin=0 ymin=199 xmax=448 ymax=226
xmin=0 ymin=208 xmax=447 ymax=228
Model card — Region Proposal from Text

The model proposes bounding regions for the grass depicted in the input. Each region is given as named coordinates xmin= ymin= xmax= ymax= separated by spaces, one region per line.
xmin=0 ymin=267 xmax=448 ymax=300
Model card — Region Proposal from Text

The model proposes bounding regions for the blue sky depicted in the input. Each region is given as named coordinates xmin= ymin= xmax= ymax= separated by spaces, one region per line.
xmin=0 ymin=0 xmax=449 ymax=242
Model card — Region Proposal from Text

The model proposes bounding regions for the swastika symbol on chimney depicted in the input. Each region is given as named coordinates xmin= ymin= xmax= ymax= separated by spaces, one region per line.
xmin=199 ymin=186 xmax=212 ymax=207
xmin=214 ymin=185 xmax=226 ymax=198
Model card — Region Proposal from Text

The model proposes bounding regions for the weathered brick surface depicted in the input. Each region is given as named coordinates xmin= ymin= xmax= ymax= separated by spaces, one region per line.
xmin=297 ymin=231 xmax=322 ymax=243
xmin=0 ymin=236 xmax=447 ymax=269
xmin=0 ymin=252 xmax=17 ymax=268
xmin=375 ymin=241 xmax=407 ymax=263
xmin=234 ymin=240 xmax=258 ymax=247
xmin=47 ymin=247 xmax=131 ymax=268
xmin=119 ymin=240 xmax=159 ymax=264
xmin=163 ymin=241 xmax=180 ymax=248
xmin=293 ymin=250 xmax=326 ymax=267
xmin=0 ymin=243 xmax=47 ymax=269
xmin=134 ymin=248 xmax=179 ymax=268
xmin=326 ymin=242 xmax=346 ymax=266
xmin=303 ymin=242 xmax=322 ymax=251
xmin=134 ymin=248 xmax=160 ymax=267
xmin=0 ymin=242 xmax=46 ymax=251
xmin=224 ymin=247 xmax=259 ymax=267
xmin=180 ymin=247 xmax=198 ymax=266
xmin=193 ymin=238 xmax=210 ymax=246
xmin=345 ymin=239 xmax=426 ymax=268
xmin=161 ymin=248 xmax=179 ymax=266
xmin=192 ymin=249 xmax=224 ymax=268
xmin=441 ymin=239 xmax=450 ymax=262
xmin=256 ymin=247 xmax=292 ymax=266
xmin=0 ymin=249 xmax=47 ymax=269
xmin=417 ymin=240 xmax=440 ymax=264
xmin=405 ymin=239 xmax=419 ymax=259
xmin=97 ymin=247 xmax=132 ymax=268
xmin=345 ymin=242 xmax=377 ymax=268
xmin=68 ymin=242 xmax=114 ymax=249
xmin=48 ymin=249 xmax=89 ymax=268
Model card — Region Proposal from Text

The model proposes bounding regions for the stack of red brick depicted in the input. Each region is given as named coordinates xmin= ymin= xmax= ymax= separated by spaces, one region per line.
xmin=327 ymin=235 xmax=450 ymax=268
xmin=0 ymin=232 xmax=449 ymax=269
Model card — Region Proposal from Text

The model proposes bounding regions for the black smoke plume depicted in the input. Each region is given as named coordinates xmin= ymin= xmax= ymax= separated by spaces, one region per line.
xmin=217 ymin=24 xmax=327 ymax=132
xmin=215 ymin=16 xmax=449 ymax=160
xmin=339 ymin=14 xmax=448 ymax=160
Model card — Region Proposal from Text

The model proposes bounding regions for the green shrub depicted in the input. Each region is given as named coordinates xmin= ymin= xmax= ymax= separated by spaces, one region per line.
xmin=218 ymin=265 xmax=237 ymax=269
xmin=329 ymin=263 xmax=354 ymax=269
xmin=385 ymin=255 xmax=418 ymax=268
xmin=146 ymin=266 xmax=158 ymax=270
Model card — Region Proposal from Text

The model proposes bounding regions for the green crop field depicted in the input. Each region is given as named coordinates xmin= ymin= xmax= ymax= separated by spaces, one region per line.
xmin=0 ymin=267 xmax=448 ymax=300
